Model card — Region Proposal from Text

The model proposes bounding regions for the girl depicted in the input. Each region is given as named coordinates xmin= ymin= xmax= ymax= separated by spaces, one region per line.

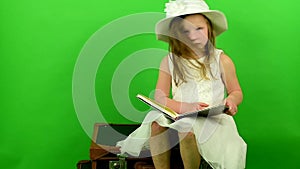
xmin=117 ymin=0 xmax=247 ymax=168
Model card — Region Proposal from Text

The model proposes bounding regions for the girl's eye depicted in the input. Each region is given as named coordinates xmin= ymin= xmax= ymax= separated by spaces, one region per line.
xmin=182 ymin=30 xmax=189 ymax=34
xmin=196 ymin=27 xmax=203 ymax=30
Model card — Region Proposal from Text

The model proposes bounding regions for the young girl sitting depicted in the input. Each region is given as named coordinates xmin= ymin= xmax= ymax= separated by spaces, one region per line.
xmin=117 ymin=0 xmax=247 ymax=168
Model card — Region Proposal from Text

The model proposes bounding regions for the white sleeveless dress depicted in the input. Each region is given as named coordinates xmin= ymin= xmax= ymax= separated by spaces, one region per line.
xmin=117 ymin=49 xmax=247 ymax=169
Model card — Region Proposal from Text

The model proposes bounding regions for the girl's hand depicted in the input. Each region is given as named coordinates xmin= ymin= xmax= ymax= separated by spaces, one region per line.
xmin=224 ymin=98 xmax=238 ymax=116
xmin=178 ymin=102 xmax=209 ymax=114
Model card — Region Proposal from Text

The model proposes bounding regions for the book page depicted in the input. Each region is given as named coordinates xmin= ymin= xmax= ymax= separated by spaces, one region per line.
xmin=136 ymin=94 xmax=178 ymax=119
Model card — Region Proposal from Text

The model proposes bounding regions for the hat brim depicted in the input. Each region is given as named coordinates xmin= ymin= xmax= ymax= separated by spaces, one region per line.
xmin=155 ymin=10 xmax=228 ymax=42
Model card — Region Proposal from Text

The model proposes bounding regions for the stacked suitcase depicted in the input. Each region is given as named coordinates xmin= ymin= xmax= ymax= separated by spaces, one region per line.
xmin=77 ymin=123 xmax=211 ymax=169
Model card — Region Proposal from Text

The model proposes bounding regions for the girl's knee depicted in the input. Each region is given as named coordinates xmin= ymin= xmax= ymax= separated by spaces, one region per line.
xmin=151 ymin=121 xmax=166 ymax=134
xmin=178 ymin=132 xmax=196 ymax=141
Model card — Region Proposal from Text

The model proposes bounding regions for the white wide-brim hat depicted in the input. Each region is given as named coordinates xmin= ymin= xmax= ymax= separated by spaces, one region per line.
xmin=155 ymin=0 xmax=228 ymax=42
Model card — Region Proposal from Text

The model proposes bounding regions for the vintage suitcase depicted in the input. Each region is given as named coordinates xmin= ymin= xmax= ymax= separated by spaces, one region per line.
xmin=77 ymin=123 xmax=211 ymax=169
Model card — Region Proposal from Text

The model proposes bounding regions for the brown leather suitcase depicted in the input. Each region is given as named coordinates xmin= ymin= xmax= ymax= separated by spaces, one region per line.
xmin=89 ymin=123 xmax=153 ymax=169
xmin=77 ymin=123 xmax=211 ymax=169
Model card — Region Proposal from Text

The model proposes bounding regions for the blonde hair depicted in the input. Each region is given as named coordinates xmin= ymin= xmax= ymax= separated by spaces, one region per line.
xmin=168 ymin=14 xmax=216 ymax=86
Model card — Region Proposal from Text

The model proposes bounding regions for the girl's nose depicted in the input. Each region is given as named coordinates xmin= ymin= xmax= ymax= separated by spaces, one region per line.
xmin=188 ymin=30 xmax=197 ymax=41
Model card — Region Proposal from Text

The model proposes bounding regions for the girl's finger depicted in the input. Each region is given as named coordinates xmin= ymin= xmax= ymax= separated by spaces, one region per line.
xmin=199 ymin=103 xmax=209 ymax=107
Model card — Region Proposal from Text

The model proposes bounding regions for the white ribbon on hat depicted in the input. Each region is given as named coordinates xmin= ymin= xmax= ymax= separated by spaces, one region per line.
xmin=165 ymin=0 xmax=210 ymax=18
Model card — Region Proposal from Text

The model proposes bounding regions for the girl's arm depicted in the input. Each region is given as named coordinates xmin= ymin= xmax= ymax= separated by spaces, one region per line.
xmin=220 ymin=52 xmax=243 ymax=116
xmin=154 ymin=56 xmax=208 ymax=114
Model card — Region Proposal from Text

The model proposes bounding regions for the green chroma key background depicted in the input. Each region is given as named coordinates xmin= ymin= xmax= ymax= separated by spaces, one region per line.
xmin=1 ymin=0 xmax=299 ymax=168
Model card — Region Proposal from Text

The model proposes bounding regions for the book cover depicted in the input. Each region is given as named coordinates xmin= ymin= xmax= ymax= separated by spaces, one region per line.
xmin=137 ymin=94 xmax=228 ymax=121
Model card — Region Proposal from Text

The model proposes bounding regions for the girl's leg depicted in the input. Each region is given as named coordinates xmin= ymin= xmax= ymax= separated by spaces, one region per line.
xmin=178 ymin=132 xmax=201 ymax=169
xmin=149 ymin=121 xmax=171 ymax=169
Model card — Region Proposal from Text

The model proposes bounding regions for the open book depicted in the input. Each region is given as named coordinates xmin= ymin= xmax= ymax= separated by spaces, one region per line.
xmin=137 ymin=94 xmax=228 ymax=121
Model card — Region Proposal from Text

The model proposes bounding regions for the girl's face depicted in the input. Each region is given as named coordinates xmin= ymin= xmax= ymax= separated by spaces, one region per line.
xmin=181 ymin=14 xmax=209 ymax=49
